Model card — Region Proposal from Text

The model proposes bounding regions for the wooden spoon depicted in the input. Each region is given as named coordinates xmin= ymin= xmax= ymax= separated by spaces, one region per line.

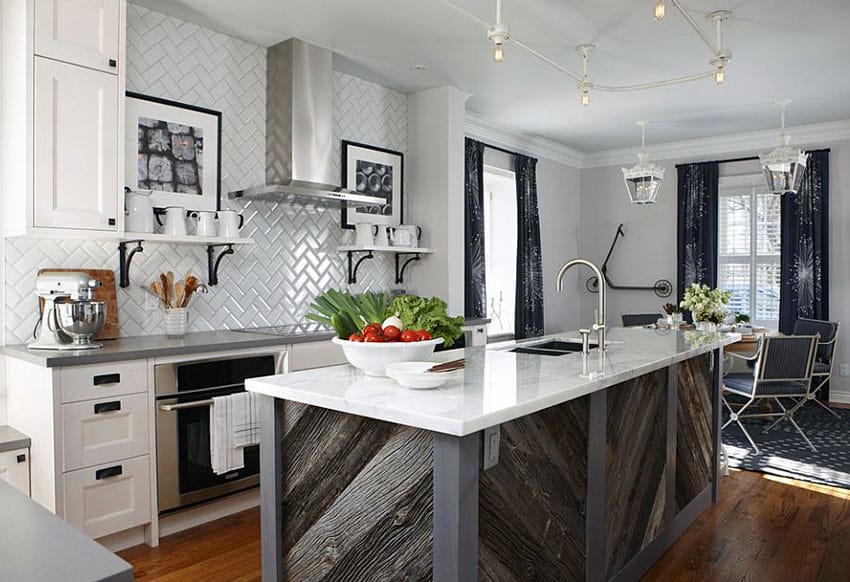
xmin=160 ymin=273 xmax=171 ymax=308
xmin=175 ymin=282 xmax=185 ymax=308
xmin=166 ymin=271 xmax=175 ymax=307
xmin=150 ymin=281 xmax=166 ymax=307
xmin=182 ymin=276 xmax=199 ymax=308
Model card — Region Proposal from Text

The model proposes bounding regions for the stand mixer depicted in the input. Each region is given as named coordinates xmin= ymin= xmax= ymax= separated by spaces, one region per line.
xmin=28 ymin=272 xmax=107 ymax=351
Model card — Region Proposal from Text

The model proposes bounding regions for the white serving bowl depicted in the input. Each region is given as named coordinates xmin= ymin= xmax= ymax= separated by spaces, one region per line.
xmin=386 ymin=361 xmax=461 ymax=389
xmin=331 ymin=337 xmax=444 ymax=377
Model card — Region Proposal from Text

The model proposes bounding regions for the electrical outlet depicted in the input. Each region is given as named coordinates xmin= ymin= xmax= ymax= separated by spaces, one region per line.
xmin=144 ymin=291 xmax=159 ymax=312
xmin=840 ymin=363 xmax=849 ymax=377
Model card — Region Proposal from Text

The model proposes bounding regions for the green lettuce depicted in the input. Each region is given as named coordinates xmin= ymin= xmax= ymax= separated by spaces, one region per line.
xmin=391 ymin=295 xmax=464 ymax=347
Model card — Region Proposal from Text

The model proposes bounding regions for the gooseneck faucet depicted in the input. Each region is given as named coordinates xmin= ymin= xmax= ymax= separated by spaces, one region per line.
xmin=556 ymin=259 xmax=607 ymax=351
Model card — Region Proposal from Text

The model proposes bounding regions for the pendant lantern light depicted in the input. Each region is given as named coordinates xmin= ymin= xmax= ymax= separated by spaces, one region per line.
xmin=759 ymin=100 xmax=808 ymax=195
xmin=622 ymin=122 xmax=665 ymax=205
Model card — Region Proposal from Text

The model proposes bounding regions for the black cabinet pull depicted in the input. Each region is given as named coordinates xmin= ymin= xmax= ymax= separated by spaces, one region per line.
xmin=16 ymin=454 xmax=26 ymax=463
xmin=108 ymin=217 xmax=116 ymax=226
xmin=94 ymin=400 xmax=121 ymax=414
xmin=95 ymin=465 xmax=123 ymax=480
xmin=108 ymin=58 xmax=117 ymax=68
xmin=93 ymin=373 xmax=120 ymax=386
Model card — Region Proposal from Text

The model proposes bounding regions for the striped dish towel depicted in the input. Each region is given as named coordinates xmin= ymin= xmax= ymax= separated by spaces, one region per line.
xmin=210 ymin=391 xmax=259 ymax=475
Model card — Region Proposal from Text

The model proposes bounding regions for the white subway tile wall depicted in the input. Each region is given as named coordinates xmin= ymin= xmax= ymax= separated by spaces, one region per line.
xmin=3 ymin=4 xmax=408 ymax=344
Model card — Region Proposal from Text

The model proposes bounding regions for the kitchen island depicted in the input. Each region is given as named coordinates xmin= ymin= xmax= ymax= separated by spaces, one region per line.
xmin=247 ymin=327 xmax=738 ymax=581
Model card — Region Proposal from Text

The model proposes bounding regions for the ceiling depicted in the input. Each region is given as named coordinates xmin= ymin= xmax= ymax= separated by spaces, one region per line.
xmin=133 ymin=0 xmax=850 ymax=152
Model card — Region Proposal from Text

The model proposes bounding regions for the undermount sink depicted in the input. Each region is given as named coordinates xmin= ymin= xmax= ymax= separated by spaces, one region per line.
xmin=509 ymin=339 xmax=598 ymax=356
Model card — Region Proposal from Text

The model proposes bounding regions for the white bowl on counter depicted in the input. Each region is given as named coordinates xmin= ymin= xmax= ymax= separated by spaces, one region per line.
xmin=386 ymin=361 xmax=461 ymax=389
xmin=331 ymin=336 xmax=444 ymax=377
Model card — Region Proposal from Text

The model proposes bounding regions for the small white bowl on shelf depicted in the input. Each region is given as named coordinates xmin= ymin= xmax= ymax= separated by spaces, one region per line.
xmin=386 ymin=361 xmax=461 ymax=389
xmin=331 ymin=337 xmax=444 ymax=377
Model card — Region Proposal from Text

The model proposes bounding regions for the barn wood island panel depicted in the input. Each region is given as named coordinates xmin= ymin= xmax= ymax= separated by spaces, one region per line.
xmin=247 ymin=328 xmax=738 ymax=581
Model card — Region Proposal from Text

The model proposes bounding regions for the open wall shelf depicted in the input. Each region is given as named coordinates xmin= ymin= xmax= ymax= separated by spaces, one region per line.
xmin=337 ymin=246 xmax=434 ymax=285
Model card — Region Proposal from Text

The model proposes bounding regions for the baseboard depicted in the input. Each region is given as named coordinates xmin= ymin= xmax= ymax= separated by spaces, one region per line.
xmin=830 ymin=388 xmax=850 ymax=405
xmin=98 ymin=526 xmax=147 ymax=553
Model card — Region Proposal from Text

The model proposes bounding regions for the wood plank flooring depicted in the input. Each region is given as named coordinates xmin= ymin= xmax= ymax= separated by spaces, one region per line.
xmin=120 ymin=470 xmax=850 ymax=581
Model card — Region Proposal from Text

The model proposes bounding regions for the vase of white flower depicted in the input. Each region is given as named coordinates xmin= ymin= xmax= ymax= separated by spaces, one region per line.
xmin=680 ymin=283 xmax=733 ymax=331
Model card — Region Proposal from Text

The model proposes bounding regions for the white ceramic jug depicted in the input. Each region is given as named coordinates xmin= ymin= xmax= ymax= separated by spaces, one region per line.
xmin=399 ymin=225 xmax=422 ymax=248
xmin=218 ymin=210 xmax=244 ymax=238
xmin=355 ymin=223 xmax=375 ymax=246
xmin=124 ymin=189 xmax=154 ymax=233
xmin=373 ymin=224 xmax=390 ymax=247
xmin=160 ymin=206 xmax=188 ymax=236
xmin=190 ymin=211 xmax=218 ymax=237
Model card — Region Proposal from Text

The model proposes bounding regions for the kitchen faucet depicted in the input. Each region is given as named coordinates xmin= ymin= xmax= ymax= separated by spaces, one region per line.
xmin=556 ymin=259 xmax=607 ymax=352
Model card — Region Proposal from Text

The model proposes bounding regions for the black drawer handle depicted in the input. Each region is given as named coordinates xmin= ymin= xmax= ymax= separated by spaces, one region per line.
xmin=93 ymin=373 xmax=120 ymax=386
xmin=108 ymin=58 xmax=117 ymax=68
xmin=95 ymin=465 xmax=123 ymax=480
xmin=94 ymin=400 xmax=121 ymax=414
xmin=16 ymin=454 xmax=26 ymax=463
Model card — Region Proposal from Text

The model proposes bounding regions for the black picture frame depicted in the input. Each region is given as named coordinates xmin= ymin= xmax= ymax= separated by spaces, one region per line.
xmin=125 ymin=91 xmax=223 ymax=211
xmin=340 ymin=140 xmax=404 ymax=229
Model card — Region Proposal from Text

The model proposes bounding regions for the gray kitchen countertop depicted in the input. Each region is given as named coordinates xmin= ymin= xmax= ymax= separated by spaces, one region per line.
xmin=0 ymin=479 xmax=133 ymax=581
xmin=0 ymin=425 xmax=30 ymax=453
xmin=2 ymin=329 xmax=335 ymax=368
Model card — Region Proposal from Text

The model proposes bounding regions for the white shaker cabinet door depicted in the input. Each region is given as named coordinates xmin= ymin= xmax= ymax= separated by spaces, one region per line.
xmin=34 ymin=0 xmax=121 ymax=74
xmin=34 ymin=57 xmax=119 ymax=231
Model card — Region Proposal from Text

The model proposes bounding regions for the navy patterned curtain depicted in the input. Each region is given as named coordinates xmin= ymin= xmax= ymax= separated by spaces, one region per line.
xmin=677 ymin=162 xmax=720 ymax=306
xmin=779 ymin=149 xmax=829 ymax=334
xmin=464 ymin=138 xmax=486 ymax=319
xmin=515 ymin=153 xmax=544 ymax=339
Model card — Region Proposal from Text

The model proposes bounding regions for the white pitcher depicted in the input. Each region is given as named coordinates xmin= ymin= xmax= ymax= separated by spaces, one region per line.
xmin=373 ymin=224 xmax=389 ymax=247
xmin=124 ymin=188 xmax=154 ymax=233
xmin=160 ymin=206 xmax=188 ymax=236
xmin=190 ymin=211 xmax=218 ymax=237
xmin=218 ymin=210 xmax=244 ymax=238
xmin=355 ymin=223 xmax=375 ymax=246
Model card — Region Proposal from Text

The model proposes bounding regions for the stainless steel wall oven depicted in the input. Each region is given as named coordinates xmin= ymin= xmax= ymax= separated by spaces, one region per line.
xmin=155 ymin=353 xmax=279 ymax=514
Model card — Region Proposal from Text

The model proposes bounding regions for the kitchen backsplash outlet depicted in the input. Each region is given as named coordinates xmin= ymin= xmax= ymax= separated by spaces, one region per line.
xmin=3 ymin=4 xmax=407 ymax=344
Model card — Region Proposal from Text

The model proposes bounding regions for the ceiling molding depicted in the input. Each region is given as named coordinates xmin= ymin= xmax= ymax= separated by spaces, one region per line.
xmin=465 ymin=112 xmax=585 ymax=168
xmin=580 ymin=119 xmax=850 ymax=168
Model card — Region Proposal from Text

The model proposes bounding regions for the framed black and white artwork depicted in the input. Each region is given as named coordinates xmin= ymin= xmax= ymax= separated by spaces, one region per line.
xmin=125 ymin=92 xmax=222 ymax=211
xmin=341 ymin=140 xmax=403 ymax=229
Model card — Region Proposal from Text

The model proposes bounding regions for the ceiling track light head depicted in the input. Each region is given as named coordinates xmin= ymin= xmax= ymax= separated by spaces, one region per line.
xmin=654 ymin=0 xmax=667 ymax=21
xmin=707 ymin=10 xmax=732 ymax=23
xmin=487 ymin=23 xmax=510 ymax=62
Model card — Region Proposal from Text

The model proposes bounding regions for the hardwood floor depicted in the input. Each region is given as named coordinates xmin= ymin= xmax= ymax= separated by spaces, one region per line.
xmin=119 ymin=470 xmax=850 ymax=581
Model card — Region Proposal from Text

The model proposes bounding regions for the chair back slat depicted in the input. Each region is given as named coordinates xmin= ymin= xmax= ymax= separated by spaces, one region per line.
xmin=793 ymin=318 xmax=839 ymax=362
xmin=756 ymin=335 xmax=819 ymax=383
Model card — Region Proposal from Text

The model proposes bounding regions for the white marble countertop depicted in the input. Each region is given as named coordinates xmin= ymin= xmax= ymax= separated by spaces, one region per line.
xmin=247 ymin=327 xmax=740 ymax=436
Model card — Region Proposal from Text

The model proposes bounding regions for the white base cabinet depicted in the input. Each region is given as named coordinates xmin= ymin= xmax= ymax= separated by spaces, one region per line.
xmin=0 ymin=448 xmax=31 ymax=495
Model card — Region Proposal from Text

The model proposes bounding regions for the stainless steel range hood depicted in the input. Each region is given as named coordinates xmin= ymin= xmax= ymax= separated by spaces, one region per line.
xmin=228 ymin=39 xmax=383 ymax=206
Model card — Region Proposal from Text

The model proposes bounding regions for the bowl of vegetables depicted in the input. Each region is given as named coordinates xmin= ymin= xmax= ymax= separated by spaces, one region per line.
xmin=308 ymin=290 xmax=463 ymax=377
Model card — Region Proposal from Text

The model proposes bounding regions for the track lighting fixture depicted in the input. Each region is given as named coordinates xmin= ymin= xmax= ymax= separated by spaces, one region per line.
xmin=654 ymin=0 xmax=667 ymax=21
xmin=487 ymin=0 xmax=509 ymax=62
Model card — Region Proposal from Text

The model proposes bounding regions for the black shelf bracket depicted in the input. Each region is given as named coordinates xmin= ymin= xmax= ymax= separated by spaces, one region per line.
xmin=346 ymin=250 xmax=374 ymax=284
xmin=207 ymin=244 xmax=235 ymax=286
xmin=395 ymin=252 xmax=422 ymax=284
xmin=118 ymin=240 xmax=145 ymax=288
xmin=585 ymin=223 xmax=672 ymax=298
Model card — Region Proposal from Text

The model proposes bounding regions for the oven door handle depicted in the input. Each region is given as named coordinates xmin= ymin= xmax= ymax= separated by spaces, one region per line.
xmin=158 ymin=399 xmax=214 ymax=412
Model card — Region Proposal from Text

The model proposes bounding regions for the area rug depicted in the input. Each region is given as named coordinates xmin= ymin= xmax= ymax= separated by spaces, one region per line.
xmin=722 ymin=404 xmax=850 ymax=489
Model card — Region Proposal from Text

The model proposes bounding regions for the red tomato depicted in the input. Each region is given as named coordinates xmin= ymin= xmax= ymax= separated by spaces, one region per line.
xmin=400 ymin=329 xmax=418 ymax=343
xmin=382 ymin=325 xmax=401 ymax=341
xmin=364 ymin=332 xmax=384 ymax=343
xmin=363 ymin=323 xmax=382 ymax=335
xmin=348 ymin=333 xmax=364 ymax=342
xmin=416 ymin=329 xmax=432 ymax=341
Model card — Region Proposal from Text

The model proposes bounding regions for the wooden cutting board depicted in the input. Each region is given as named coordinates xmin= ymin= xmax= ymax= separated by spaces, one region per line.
xmin=37 ymin=269 xmax=120 ymax=340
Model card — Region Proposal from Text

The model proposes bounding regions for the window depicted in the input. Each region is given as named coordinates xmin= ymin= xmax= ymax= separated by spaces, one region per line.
xmin=483 ymin=165 xmax=517 ymax=337
xmin=717 ymin=174 xmax=781 ymax=327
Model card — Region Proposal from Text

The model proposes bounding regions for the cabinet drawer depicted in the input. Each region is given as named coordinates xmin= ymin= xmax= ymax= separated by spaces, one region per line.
xmin=0 ymin=448 xmax=31 ymax=496
xmin=289 ymin=340 xmax=347 ymax=371
xmin=63 ymin=456 xmax=151 ymax=539
xmin=60 ymin=360 xmax=148 ymax=403
xmin=62 ymin=393 xmax=149 ymax=471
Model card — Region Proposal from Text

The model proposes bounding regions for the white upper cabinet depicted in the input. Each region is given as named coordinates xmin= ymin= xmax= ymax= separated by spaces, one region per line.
xmin=34 ymin=0 xmax=121 ymax=74
xmin=34 ymin=57 xmax=119 ymax=230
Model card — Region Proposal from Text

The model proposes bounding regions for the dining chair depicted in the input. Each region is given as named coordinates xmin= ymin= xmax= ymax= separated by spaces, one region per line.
xmin=722 ymin=335 xmax=819 ymax=453
xmin=791 ymin=318 xmax=840 ymax=418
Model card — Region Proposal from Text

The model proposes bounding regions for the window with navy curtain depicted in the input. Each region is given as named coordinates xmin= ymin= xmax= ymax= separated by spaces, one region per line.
xmin=514 ymin=153 xmax=544 ymax=339
xmin=677 ymin=162 xmax=720 ymax=306
xmin=779 ymin=149 xmax=830 ymax=334
xmin=464 ymin=138 xmax=486 ymax=319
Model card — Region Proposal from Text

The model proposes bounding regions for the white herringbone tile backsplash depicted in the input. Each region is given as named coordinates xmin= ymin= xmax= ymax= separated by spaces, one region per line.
xmin=3 ymin=4 xmax=408 ymax=344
